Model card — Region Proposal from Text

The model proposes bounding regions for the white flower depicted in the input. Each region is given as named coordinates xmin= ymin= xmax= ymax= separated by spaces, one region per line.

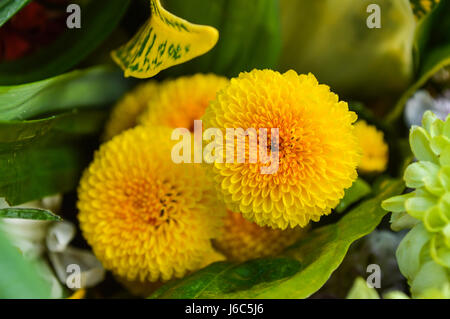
xmin=0 ymin=195 xmax=105 ymax=297
xmin=405 ymin=90 xmax=450 ymax=127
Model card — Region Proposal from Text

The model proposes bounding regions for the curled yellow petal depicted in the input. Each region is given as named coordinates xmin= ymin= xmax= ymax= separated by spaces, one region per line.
xmin=111 ymin=0 xmax=219 ymax=78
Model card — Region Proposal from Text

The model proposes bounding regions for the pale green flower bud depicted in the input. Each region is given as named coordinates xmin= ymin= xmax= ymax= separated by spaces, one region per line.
xmin=383 ymin=110 xmax=450 ymax=297
xmin=279 ymin=0 xmax=415 ymax=99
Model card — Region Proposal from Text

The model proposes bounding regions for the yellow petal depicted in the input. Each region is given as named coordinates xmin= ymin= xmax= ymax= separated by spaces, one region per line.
xmin=111 ymin=0 xmax=219 ymax=78
xmin=67 ymin=289 xmax=86 ymax=299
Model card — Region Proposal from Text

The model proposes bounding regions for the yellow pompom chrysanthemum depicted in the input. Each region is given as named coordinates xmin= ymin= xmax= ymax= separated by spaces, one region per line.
xmin=354 ymin=120 xmax=388 ymax=173
xmin=103 ymin=81 xmax=159 ymax=140
xmin=138 ymin=73 xmax=229 ymax=130
xmin=214 ymin=210 xmax=307 ymax=262
xmin=77 ymin=126 xmax=225 ymax=283
xmin=202 ymin=69 xmax=361 ymax=229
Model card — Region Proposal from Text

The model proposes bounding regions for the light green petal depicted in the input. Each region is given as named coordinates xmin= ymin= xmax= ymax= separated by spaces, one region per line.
xmin=443 ymin=115 xmax=450 ymax=138
xmin=443 ymin=224 xmax=450 ymax=246
xmin=440 ymin=145 xmax=450 ymax=167
xmin=439 ymin=167 xmax=450 ymax=189
xmin=390 ymin=211 xmax=420 ymax=231
xmin=405 ymin=196 xmax=436 ymax=219
xmin=430 ymin=136 xmax=450 ymax=157
xmin=430 ymin=234 xmax=450 ymax=268
xmin=382 ymin=193 xmax=412 ymax=212
xmin=411 ymin=260 xmax=449 ymax=298
xmin=429 ymin=118 xmax=444 ymax=138
xmin=423 ymin=207 xmax=446 ymax=232
xmin=404 ymin=161 xmax=440 ymax=190
xmin=422 ymin=111 xmax=438 ymax=133
xmin=416 ymin=284 xmax=450 ymax=299
xmin=440 ymin=193 xmax=450 ymax=220
xmin=396 ymin=224 xmax=431 ymax=281
xmin=410 ymin=126 xmax=439 ymax=163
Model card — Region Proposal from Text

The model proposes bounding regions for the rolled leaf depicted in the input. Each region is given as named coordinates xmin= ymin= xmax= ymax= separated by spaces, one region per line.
xmin=111 ymin=0 xmax=219 ymax=78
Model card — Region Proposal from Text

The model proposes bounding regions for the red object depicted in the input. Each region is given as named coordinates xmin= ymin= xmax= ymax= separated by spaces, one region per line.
xmin=0 ymin=30 xmax=31 ymax=61
xmin=0 ymin=1 xmax=67 ymax=61
xmin=10 ymin=2 xmax=48 ymax=31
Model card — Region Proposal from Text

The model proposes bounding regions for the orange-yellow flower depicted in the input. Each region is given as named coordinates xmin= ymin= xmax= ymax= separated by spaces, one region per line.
xmin=77 ymin=126 xmax=225 ymax=283
xmin=202 ymin=69 xmax=361 ymax=229
xmin=103 ymin=81 xmax=159 ymax=140
xmin=138 ymin=73 xmax=229 ymax=130
xmin=214 ymin=210 xmax=307 ymax=262
xmin=354 ymin=120 xmax=388 ymax=173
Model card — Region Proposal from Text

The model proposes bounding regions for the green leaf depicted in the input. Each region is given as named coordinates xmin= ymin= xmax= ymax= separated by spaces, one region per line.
xmin=151 ymin=257 xmax=302 ymax=299
xmin=150 ymin=179 xmax=404 ymax=299
xmin=0 ymin=0 xmax=130 ymax=85
xmin=387 ymin=1 xmax=450 ymax=123
xmin=0 ymin=66 xmax=130 ymax=205
xmin=161 ymin=0 xmax=281 ymax=78
xmin=0 ymin=66 xmax=130 ymax=121
xmin=0 ymin=227 xmax=52 ymax=298
xmin=0 ymin=208 xmax=61 ymax=221
xmin=0 ymin=110 xmax=108 ymax=206
xmin=335 ymin=178 xmax=371 ymax=213
xmin=0 ymin=0 xmax=30 ymax=27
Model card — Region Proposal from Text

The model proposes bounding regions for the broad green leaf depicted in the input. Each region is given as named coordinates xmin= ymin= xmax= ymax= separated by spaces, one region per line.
xmin=335 ymin=178 xmax=372 ymax=213
xmin=161 ymin=0 xmax=281 ymax=78
xmin=0 ymin=0 xmax=130 ymax=85
xmin=151 ymin=257 xmax=302 ymax=299
xmin=0 ymin=110 xmax=108 ymax=205
xmin=0 ymin=66 xmax=129 ymax=205
xmin=0 ymin=0 xmax=30 ymax=27
xmin=387 ymin=1 xmax=450 ymax=123
xmin=0 ymin=228 xmax=52 ymax=298
xmin=0 ymin=208 xmax=61 ymax=221
xmin=0 ymin=66 xmax=130 ymax=121
xmin=111 ymin=0 xmax=219 ymax=78
xmin=150 ymin=179 xmax=404 ymax=299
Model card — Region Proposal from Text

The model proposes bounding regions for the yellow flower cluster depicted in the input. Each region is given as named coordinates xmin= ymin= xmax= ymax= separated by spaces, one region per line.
xmin=138 ymin=74 xmax=229 ymax=130
xmin=202 ymin=69 xmax=361 ymax=229
xmin=79 ymin=69 xmax=363 ymax=288
xmin=78 ymin=126 xmax=225 ymax=283
xmin=103 ymin=81 xmax=158 ymax=140
xmin=214 ymin=210 xmax=307 ymax=262
xmin=354 ymin=120 xmax=389 ymax=174
xmin=103 ymin=74 xmax=228 ymax=141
